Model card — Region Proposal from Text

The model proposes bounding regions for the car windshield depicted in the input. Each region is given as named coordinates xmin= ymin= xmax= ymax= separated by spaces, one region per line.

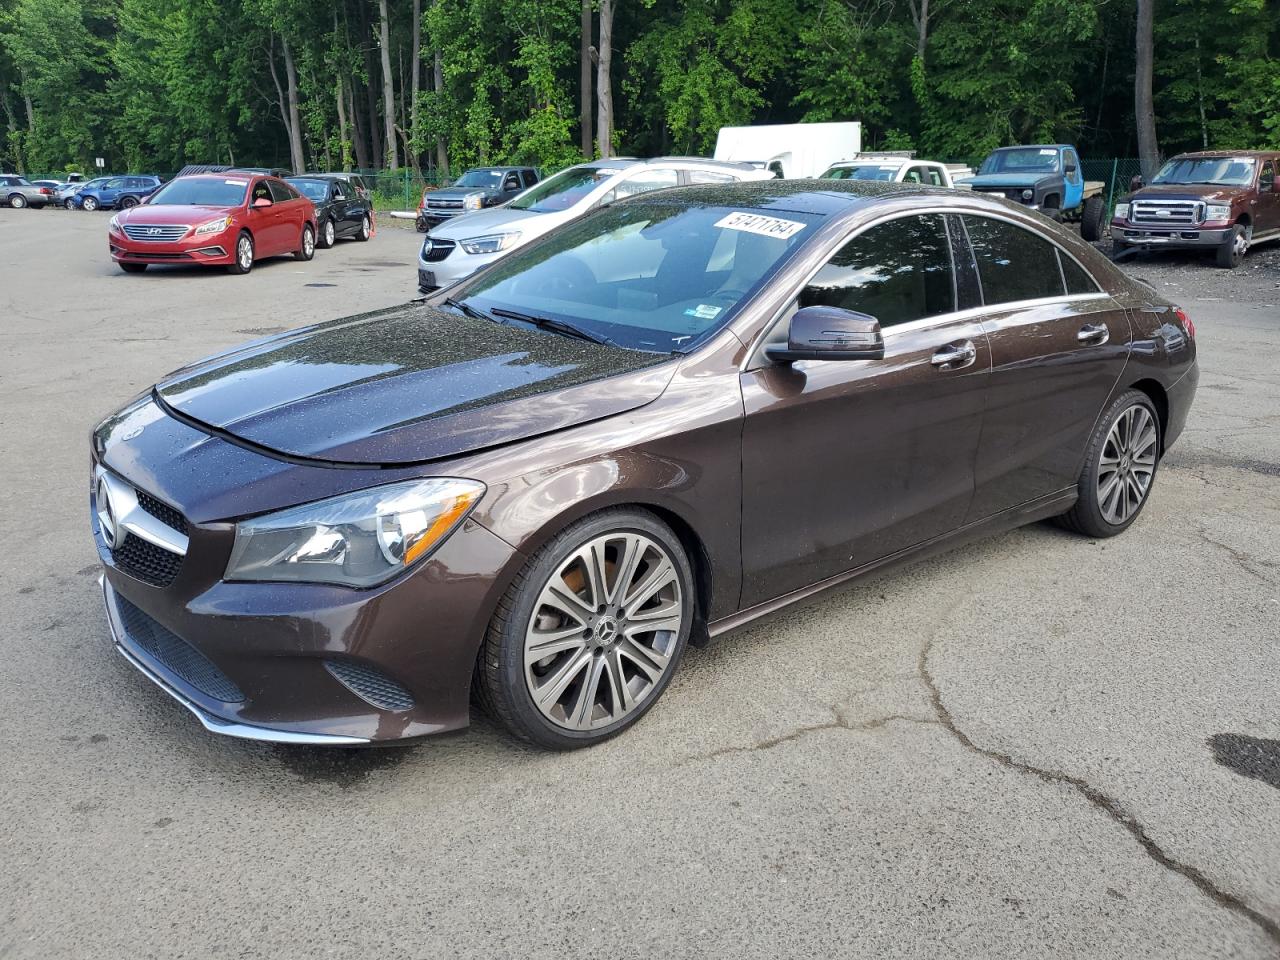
xmin=508 ymin=166 xmax=613 ymax=213
xmin=454 ymin=169 xmax=505 ymax=188
xmin=979 ymin=148 xmax=1060 ymax=175
xmin=822 ymin=164 xmax=901 ymax=181
xmin=150 ymin=177 xmax=249 ymax=206
xmin=288 ymin=179 xmax=330 ymax=202
xmin=1152 ymin=157 xmax=1256 ymax=186
xmin=457 ymin=202 xmax=819 ymax=353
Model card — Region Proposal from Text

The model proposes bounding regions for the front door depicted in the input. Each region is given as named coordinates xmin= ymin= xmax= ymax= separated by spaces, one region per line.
xmin=1256 ymin=160 xmax=1280 ymax=234
xmin=739 ymin=213 xmax=991 ymax=607
xmin=957 ymin=213 xmax=1133 ymax=521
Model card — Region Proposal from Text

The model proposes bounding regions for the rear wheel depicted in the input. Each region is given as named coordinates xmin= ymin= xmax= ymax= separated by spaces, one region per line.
xmin=294 ymin=223 xmax=316 ymax=261
xmin=1216 ymin=223 xmax=1247 ymax=269
xmin=227 ymin=231 xmax=254 ymax=275
xmin=475 ymin=508 xmax=694 ymax=749
xmin=1056 ymin=389 xmax=1161 ymax=538
xmin=355 ymin=214 xmax=371 ymax=241
xmin=120 ymin=195 xmax=139 ymax=209
xmin=1080 ymin=197 xmax=1105 ymax=242
xmin=318 ymin=218 xmax=336 ymax=248
xmin=82 ymin=195 xmax=98 ymax=211
xmin=9 ymin=193 xmax=27 ymax=209
xmin=118 ymin=262 xmax=147 ymax=273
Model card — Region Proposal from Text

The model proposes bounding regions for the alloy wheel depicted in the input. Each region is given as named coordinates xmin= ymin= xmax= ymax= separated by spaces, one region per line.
xmin=1098 ymin=404 xmax=1157 ymax=525
xmin=11 ymin=194 xmax=26 ymax=209
xmin=303 ymin=226 xmax=315 ymax=258
xmin=523 ymin=532 xmax=684 ymax=731
xmin=83 ymin=196 xmax=97 ymax=211
xmin=360 ymin=215 xmax=370 ymax=239
xmin=237 ymin=236 xmax=253 ymax=271
xmin=324 ymin=220 xmax=335 ymax=246
xmin=1233 ymin=227 xmax=1250 ymax=262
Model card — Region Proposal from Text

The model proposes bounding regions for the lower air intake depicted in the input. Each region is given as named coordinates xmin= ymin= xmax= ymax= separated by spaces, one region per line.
xmin=324 ymin=659 xmax=416 ymax=712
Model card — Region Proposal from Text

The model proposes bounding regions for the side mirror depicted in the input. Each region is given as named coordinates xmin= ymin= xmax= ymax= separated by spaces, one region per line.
xmin=1130 ymin=175 xmax=1145 ymax=191
xmin=765 ymin=306 xmax=885 ymax=364
xmin=252 ymin=196 xmax=273 ymax=209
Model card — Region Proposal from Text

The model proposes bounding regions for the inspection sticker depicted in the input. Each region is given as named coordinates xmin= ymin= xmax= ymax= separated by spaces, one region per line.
xmin=714 ymin=211 xmax=806 ymax=240
xmin=224 ymin=179 xmax=249 ymax=185
xmin=683 ymin=304 xmax=723 ymax=320
xmin=1038 ymin=149 xmax=1057 ymax=156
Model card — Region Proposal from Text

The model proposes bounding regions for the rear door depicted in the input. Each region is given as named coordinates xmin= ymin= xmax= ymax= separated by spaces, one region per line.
xmin=1256 ymin=160 xmax=1280 ymax=234
xmin=958 ymin=213 xmax=1132 ymax=522
xmin=738 ymin=213 xmax=990 ymax=605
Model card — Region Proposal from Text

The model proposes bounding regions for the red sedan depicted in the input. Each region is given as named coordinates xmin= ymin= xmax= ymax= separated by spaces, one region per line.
xmin=108 ymin=173 xmax=318 ymax=274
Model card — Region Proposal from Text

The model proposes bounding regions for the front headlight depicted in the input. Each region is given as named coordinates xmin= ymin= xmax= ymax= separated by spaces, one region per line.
xmin=463 ymin=193 xmax=484 ymax=210
xmin=1021 ymin=189 xmax=1034 ymax=200
xmin=225 ymin=478 xmax=485 ymax=587
xmin=194 ymin=215 xmax=232 ymax=237
xmin=108 ymin=215 xmax=121 ymax=233
xmin=1204 ymin=202 xmax=1231 ymax=221
xmin=1113 ymin=202 xmax=1130 ymax=220
xmin=459 ymin=232 xmax=521 ymax=255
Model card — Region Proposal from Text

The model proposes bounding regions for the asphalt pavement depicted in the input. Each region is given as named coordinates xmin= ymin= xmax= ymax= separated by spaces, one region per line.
xmin=1 ymin=209 xmax=1277 ymax=959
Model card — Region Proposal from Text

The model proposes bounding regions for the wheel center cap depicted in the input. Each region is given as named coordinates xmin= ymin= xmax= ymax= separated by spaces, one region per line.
xmin=595 ymin=616 xmax=619 ymax=645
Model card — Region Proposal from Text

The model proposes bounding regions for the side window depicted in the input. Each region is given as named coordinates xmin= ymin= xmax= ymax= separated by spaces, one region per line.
xmin=521 ymin=170 xmax=538 ymax=188
xmin=267 ymin=179 xmax=295 ymax=202
xmin=1260 ymin=162 xmax=1276 ymax=191
xmin=1059 ymin=251 xmax=1100 ymax=295
xmin=799 ymin=214 xmax=955 ymax=328
xmin=252 ymin=181 xmax=272 ymax=204
xmin=105 ymin=178 xmax=126 ymax=189
xmin=503 ymin=173 xmax=521 ymax=190
xmin=1064 ymin=150 xmax=1080 ymax=179
xmin=684 ymin=169 xmax=735 ymax=185
xmin=332 ymin=182 xmax=348 ymax=201
xmin=609 ymin=168 xmax=679 ymax=201
xmin=903 ymin=167 xmax=925 ymax=184
xmin=925 ymin=166 xmax=945 ymax=187
xmin=962 ymin=215 xmax=1065 ymax=304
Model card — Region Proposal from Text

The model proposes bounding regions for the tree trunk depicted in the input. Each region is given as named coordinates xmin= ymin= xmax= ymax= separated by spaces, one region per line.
xmin=336 ymin=75 xmax=351 ymax=170
xmin=282 ymin=36 xmax=306 ymax=173
xmin=358 ymin=0 xmax=383 ymax=168
xmin=0 ymin=82 xmax=24 ymax=173
xmin=908 ymin=0 xmax=930 ymax=61
xmin=1193 ymin=36 xmax=1208 ymax=149
xmin=1135 ymin=0 xmax=1159 ymax=179
xmin=379 ymin=0 xmax=399 ymax=168
xmin=267 ymin=39 xmax=297 ymax=171
xmin=411 ymin=0 xmax=422 ymax=169
xmin=580 ymin=0 xmax=593 ymax=157
xmin=350 ymin=84 xmax=371 ymax=170
xmin=596 ymin=0 xmax=614 ymax=158
xmin=433 ymin=49 xmax=448 ymax=175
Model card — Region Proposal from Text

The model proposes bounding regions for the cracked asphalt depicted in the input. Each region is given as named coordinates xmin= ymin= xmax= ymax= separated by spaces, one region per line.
xmin=2 ymin=212 xmax=1278 ymax=959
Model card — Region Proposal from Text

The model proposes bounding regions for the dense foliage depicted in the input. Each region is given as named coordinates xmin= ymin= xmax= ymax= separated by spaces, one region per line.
xmin=0 ymin=0 xmax=1276 ymax=175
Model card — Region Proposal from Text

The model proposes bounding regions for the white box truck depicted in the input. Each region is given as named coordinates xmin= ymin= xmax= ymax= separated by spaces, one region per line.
xmin=713 ymin=122 xmax=862 ymax=179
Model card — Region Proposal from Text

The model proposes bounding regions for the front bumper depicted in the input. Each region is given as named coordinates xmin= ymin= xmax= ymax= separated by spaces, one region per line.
xmin=109 ymin=231 xmax=236 ymax=266
xmin=417 ymin=245 xmax=499 ymax=292
xmin=1111 ymin=224 xmax=1231 ymax=249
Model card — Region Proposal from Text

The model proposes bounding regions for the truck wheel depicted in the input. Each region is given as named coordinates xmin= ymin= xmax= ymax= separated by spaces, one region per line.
xmin=1216 ymin=224 xmax=1247 ymax=269
xmin=1080 ymin=197 xmax=1105 ymax=242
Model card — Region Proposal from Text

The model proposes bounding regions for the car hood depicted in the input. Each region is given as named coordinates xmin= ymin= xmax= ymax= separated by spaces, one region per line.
xmin=119 ymin=204 xmax=236 ymax=225
xmin=426 ymin=187 xmax=496 ymax=201
xmin=967 ymin=173 xmax=1058 ymax=189
xmin=428 ymin=206 xmax=557 ymax=240
xmin=1130 ymin=183 xmax=1242 ymax=203
xmin=154 ymin=303 xmax=677 ymax=465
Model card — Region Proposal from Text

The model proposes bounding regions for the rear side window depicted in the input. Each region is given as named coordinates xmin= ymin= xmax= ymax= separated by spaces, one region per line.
xmin=268 ymin=179 xmax=297 ymax=202
xmin=685 ymin=169 xmax=735 ymax=185
xmin=1059 ymin=252 xmax=1100 ymax=295
xmin=800 ymin=214 xmax=955 ymax=328
xmin=609 ymin=168 xmax=679 ymax=201
xmin=962 ymin=215 xmax=1064 ymax=305
xmin=521 ymin=170 xmax=538 ymax=188
xmin=1260 ymin=162 xmax=1276 ymax=191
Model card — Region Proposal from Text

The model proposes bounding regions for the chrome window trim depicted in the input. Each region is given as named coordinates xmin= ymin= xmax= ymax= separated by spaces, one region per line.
xmin=739 ymin=204 xmax=1111 ymax=371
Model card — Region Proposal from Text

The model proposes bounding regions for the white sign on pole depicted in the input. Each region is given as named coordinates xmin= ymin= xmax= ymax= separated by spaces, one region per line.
xmin=95 ymin=157 xmax=105 ymax=168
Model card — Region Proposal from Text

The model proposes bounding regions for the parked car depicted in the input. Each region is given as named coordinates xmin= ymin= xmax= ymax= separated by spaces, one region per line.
xmin=1111 ymin=150 xmax=1280 ymax=269
xmin=820 ymin=156 xmax=963 ymax=188
xmin=418 ymin=157 xmax=774 ymax=292
xmin=107 ymin=173 xmax=317 ymax=274
xmin=285 ymin=176 xmax=374 ymax=247
xmin=416 ymin=166 xmax=540 ymax=231
xmin=78 ymin=175 xmax=163 ymax=211
xmin=92 ymin=180 xmax=1197 ymax=748
xmin=302 ymin=171 xmax=373 ymax=200
xmin=30 ymin=179 xmax=65 ymax=196
xmin=63 ymin=176 xmax=112 ymax=208
xmin=967 ymin=145 xmax=1107 ymax=240
xmin=1 ymin=175 xmax=54 ymax=208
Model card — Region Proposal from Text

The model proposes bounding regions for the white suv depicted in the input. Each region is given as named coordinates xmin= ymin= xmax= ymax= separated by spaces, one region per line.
xmin=417 ymin=157 xmax=773 ymax=292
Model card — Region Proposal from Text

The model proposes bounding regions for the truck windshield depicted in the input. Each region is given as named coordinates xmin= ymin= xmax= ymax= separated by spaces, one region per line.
xmin=822 ymin=164 xmax=901 ymax=182
xmin=1152 ymin=157 xmax=1256 ymax=187
xmin=979 ymin=149 xmax=1060 ymax=175
xmin=508 ymin=166 xmax=612 ymax=213
xmin=453 ymin=169 xmax=505 ymax=188
xmin=150 ymin=178 xmax=249 ymax=206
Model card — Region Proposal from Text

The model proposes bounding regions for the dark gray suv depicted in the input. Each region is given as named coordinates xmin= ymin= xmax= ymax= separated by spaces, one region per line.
xmin=416 ymin=166 xmax=539 ymax=231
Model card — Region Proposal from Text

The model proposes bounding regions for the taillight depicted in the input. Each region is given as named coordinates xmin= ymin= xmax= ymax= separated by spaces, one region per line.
xmin=1174 ymin=306 xmax=1195 ymax=339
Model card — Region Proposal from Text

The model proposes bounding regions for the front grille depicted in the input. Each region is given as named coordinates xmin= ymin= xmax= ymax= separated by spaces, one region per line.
xmin=1130 ymin=200 xmax=1202 ymax=226
xmin=122 ymin=224 xmax=189 ymax=242
xmin=136 ymin=491 xmax=188 ymax=534
xmin=972 ymin=187 xmax=1027 ymax=202
xmin=114 ymin=533 xmax=182 ymax=587
xmin=115 ymin=593 xmax=244 ymax=702
xmin=426 ymin=199 xmax=464 ymax=210
xmin=325 ymin=660 xmax=416 ymax=711
xmin=122 ymin=251 xmax=192 ymax=260
xmin=421 ymin=238 xmax=455 ymax=262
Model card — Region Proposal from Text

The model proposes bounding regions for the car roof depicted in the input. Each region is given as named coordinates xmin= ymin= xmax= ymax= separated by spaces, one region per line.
xmin=1171 ymin=150 xmax=1280 ymax=160
xmin=620 ymin=178 xmax=957 ymax=216
xmin=992 ymin=144 xmax=1068 ymax=151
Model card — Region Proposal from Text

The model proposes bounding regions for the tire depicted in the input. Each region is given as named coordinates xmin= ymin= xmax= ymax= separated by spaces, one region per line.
xmin=355 ymin=214 xmax=371 ymax=242
xmin=318 ymin=218 xmax=336 ymax=249
xmin=120 ymin=195 xmax=139 ymax=209
xmin=64 ymin=198 xmax=77 ymax=210
xmin=294 ymin=223 xmax=316 ymax=261
xmin=82 ymin=196 xmax=99 ymax=211
xmin=1055 ymin=389 xmax=1161 ymax=539
xmin=1080 ymin=196 xmax=1105 ymax=242
xmin=9 ymin=193 xmax=27 ymax=209
xmin=475 ymin=508 xmax=695 ymax=750
xmin=1216 ymin=223 xmax=1247 ymax=269
xmin=227 ymin=231 xmax=254 ymax=275
xmin=118 ymin=262 xmax=147 ymax=273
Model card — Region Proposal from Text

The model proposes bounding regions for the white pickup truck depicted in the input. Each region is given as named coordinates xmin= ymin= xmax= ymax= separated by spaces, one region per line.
xmin=819 ymin=156 xmax=971 ymax=189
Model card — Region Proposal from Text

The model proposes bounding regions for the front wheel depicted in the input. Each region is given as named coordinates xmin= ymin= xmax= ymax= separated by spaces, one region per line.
xmin=1056 ymin=390 xmax=1161 ymax=538
xmin=227 ymin=232 xmax=254 ymax=275
xmin=64 ymin=198 xmax=77 ymax=210
xmin=318 ymin=218 xmax=336 ymax=249
xmin=82 ymin=196 xmax=98 ymax=211
xmin=475 ymin=509 xmax=694 ymax=749
xmin=1080 ymin=197 xmax=1105 ymax=242
xmin=9 ymin=193 xmax=27 ymax=209
xmin=1216 ymin=224 xmax=1247 ymax=269
xmin=294 ymin=223 xmax=316 ymax=261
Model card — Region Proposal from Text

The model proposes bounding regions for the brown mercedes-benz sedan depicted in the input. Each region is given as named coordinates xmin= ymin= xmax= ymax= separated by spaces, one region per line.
xmin=92 ymin=180 xmax=1198 ymax=749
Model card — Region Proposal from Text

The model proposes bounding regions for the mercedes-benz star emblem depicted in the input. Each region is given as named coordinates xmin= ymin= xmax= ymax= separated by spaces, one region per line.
xmin=96 ymin=476 xmax=121 ymax=549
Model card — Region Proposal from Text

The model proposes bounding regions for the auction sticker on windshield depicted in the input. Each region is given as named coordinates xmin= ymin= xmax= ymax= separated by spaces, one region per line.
xmin=714 ymin=212 xmax=806 ymax=240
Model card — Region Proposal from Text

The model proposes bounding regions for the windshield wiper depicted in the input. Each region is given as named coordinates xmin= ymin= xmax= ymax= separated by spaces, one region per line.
xmin=442 ymin=296 xmax=504 ymax=325
xmin=489 ymin=307 xmax=615 ymax=347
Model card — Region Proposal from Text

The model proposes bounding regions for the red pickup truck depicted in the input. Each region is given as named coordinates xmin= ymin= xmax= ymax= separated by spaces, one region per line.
xmin=1111 ymin=150 xmax=1280 ymax=268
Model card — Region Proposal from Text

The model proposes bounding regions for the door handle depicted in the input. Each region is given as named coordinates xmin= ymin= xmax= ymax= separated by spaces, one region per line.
xmin=1077 ymin=323 xmax=1110 ymax=345
xmin=931 ymin=340 xmax=977 ymax=370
